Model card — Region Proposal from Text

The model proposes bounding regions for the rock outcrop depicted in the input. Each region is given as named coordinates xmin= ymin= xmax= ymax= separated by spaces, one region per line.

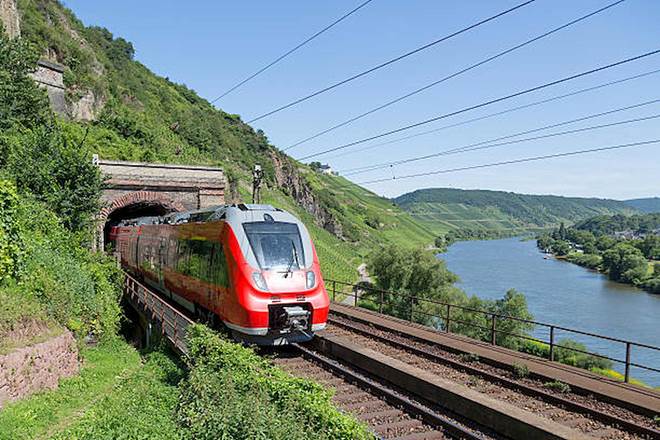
xmin=270 ymin=152 xmax=343 ymax=239
xmin=0 ymin=0 xmax=20 ymax=38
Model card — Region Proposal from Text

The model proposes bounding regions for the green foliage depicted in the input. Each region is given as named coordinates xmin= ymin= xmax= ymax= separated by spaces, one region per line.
xmin=0 ymin=181 xmax=22 ymax=282
xmin=512 ymin=362 xmax=530 ymax=379
xmin=602 ymin=243 xmax=648 ymax=284
xmin=178 ymin=325 xmax=372 ymax=440
xmin=0 ymin=26 xmax=51 ymax=131
xmin=459 ymin=352 xmax=480 ymax=363
xmin=575 ymin=213 xmax=660 ymax=236
xmin=539 ymin=214 xmax=658 ymax=292
xmin=543 ymin=380 xmax=571 ymax=394
xmin=518 ymin=339 xmax=613 ymax=370
xmin=0 ymin=339 xmax=184 ymax=440
xmin=366 ymin=246 xmax=534 ymax=349
xmin=566 ymin=253 xmax=602 ymax=269
xmin=6 ymin=196 xmax=123 ymax=338
xmin=4 ymin=125 xmax=103 ymax=232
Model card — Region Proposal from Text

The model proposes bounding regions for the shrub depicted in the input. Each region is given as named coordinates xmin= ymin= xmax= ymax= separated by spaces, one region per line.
xmin=0 ymin=181 xmax=22 ymax=283
xmin=178 ymin=325 xmax=372 ymax=440
xmin=4 ymin=126 xmax=103 ymax=232
xmin=512 ymin=363 xmax=530 ymax=379
xmin=9 ymin=196 xmax=123 ymax=339
xmin=459 ymin=353 xmax=480 ymax=363
xmin=543 ymin=381 xmax=571 ymax=394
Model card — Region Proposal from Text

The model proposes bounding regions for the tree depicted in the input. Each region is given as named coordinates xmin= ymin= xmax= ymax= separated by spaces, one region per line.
xmin=551 ymin=240 xmax=571 ymax=256
xmin=0 ymin=27 xmax=51 ymax=132
xmin=637 ymin=235 xmax=660 ymax=260
xmin=602 ymin=243 xmax=648 ymax=284
xmin=5 ymin=127 xmax=103 ymax=232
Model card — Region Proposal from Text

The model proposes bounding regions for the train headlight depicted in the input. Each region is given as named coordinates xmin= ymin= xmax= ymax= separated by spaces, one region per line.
xmin=252 ymin=272 xmax=268 ymax=291
xmin=306 ymin=271 xmax=316 ymax=289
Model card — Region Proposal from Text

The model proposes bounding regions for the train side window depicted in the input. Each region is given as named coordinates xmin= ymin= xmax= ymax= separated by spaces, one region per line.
xmin=210 ymin=243 xmax=228 ymax=287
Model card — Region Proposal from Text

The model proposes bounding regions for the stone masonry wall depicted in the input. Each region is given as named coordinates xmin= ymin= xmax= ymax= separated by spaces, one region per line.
xmin=0 ymin=331 xmax=79 ymax=408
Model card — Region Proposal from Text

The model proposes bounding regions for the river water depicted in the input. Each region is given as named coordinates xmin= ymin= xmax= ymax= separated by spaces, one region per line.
xmin=440 ymin=237 xmax=660 ymax=386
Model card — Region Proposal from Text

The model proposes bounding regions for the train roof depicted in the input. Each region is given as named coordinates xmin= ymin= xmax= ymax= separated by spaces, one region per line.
xmin=150 ymin=204 xmax=299 ymax=226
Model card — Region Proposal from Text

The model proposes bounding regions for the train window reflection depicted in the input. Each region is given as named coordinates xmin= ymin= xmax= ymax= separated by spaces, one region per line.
xmin=243 ymin=222 xmax=304 ymax=270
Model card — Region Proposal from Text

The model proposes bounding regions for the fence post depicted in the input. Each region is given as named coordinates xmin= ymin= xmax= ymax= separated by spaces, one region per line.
xmin=445 ymin=304 xmax=451 ymax=333
xmin=354 ymin=287 xmax=358 ymax=307
xmin=378 ymin=289 xmax=383 ymax=314
xmin=409 ymin=299 xmax=414 ymax=322
xmin=491 ymin=314 xmax=497 ymax=345
xmin=549 ymin=326 xmax=555 ymax=362
xmin=624 ymin=342 xmax=631 ymax=383
xmin=332 ymin=280 xmax=336 ymax=302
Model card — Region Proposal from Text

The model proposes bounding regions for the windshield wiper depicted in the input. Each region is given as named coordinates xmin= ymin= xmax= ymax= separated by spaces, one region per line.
xmin=283 ymin=241 xmax=300 ymax=278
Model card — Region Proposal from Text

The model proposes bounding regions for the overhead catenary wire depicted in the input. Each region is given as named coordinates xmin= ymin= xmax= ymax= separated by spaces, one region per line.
xmin=210 ymin=0 xmax=375 ymax=103
xmin=284 ymin=0 xmax=626 ymax=151
xmin=342 ymin=98 xmax=660 ymax=175
xmin=299 ymin=48 xmax=660 ymax=161
xmin=346 ymin=112 xmax=660 ymax=176
xmin=323 ymin=68 xmax=660 ymax=161
xmin=355 ymin=139 xmax=660 ymax=185
xmin=247 ymin=0 xmax=537 ymax=123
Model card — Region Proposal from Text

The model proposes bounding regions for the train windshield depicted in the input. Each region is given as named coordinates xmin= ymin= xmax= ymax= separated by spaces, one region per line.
xmin=243 ymin=222 xmax=305 ymax=270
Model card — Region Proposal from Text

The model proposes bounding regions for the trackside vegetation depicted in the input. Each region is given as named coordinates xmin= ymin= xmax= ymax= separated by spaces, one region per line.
xmin=178 ymin=325 xmax=372 ymax=440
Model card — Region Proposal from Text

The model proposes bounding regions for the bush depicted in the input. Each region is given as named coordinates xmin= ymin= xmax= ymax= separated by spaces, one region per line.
xmin=512 ymin=363 xmax=530 ymax=379
xmin=6 ymin=196 xmax=123 ymax=339
xmin=518 ymin=338 xmax=613 ymax=371
xmin=4 ymin=126 xmax=103 ymax=232
xmin=177 ymin=325 xmax=371 ymax=440
xmin=0 ymin=181 xmax=22 ymax=283
xmin=543 ymin=381 xmax=571 ymax=393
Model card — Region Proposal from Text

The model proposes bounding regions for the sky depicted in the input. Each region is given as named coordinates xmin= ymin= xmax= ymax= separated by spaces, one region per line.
xmin=62 ymin=0 xmax=660 ymax=200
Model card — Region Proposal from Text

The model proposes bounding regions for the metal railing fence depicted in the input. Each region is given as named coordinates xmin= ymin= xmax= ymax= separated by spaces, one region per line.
xmin=327 ymin=279 xmax=660 ymax=384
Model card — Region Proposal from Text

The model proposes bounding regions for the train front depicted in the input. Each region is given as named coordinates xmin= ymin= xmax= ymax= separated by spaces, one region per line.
xmin=225 ymin=205 xmax=329 ymax=345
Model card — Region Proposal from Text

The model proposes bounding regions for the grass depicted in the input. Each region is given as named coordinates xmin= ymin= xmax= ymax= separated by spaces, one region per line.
xmin=0 ymin=339 xmax=183 ymax=440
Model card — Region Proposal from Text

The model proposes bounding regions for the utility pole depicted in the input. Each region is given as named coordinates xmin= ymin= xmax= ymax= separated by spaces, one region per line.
xmin=252 ymin=164 xmax=263 ymax=204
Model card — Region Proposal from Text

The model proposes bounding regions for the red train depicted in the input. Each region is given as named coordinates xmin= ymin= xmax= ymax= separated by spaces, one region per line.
xmin=112 ymin=204 xmax=329 ymax=345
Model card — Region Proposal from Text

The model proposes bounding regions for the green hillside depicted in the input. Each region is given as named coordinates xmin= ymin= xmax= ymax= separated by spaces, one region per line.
xmin=624 ymin=197 xmax=660 ymax=213
xmin=13 ymin=0 xmax=435 ymax=282
xmin=394 ymin=188 xmax=638 ymax=236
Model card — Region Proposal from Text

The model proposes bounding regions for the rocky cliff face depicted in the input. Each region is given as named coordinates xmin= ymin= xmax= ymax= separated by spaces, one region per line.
xmin=270 ymin=152 xmax=343 ymax=239
xmin=0 ymin=0 xmax=20 ymax=38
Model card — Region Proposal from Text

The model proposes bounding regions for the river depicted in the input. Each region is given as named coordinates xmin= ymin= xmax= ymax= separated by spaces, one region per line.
xmin=440 ymin=237 xmax=660 ymax=386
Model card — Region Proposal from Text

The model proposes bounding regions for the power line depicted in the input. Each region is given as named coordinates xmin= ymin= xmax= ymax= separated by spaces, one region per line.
xmin=285 ymin=0 xmax=625 ymax=151
xmin=210 ymin=0 xmax=375 ymax=103
xmin=355 ymin=139 xmax=660 ymax=185
xmin=323 ymin=68 xmax=660 ymax=160
xmin=346 ymin=112 xmax=660 ymax=176
xmin=342 ymin=99 xmax=660 ymax=175
xmin=247 ymin=0 xmax=537 ymax=123
xmin=299 ymin=48 xmax=660 ymax=161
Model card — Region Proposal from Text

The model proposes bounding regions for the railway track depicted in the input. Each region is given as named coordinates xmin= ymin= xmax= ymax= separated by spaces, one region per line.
xmin=270 ymin=343 xmax=497 ymax=440
xmin=326 ymin=312 xmax=660 ymax=440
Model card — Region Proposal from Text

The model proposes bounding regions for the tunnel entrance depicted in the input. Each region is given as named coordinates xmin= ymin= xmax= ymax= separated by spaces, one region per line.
xmin=102 ymin=200 xmax=184 ymax=252
xmin=97 ymin=191 xmax=186 ymax=252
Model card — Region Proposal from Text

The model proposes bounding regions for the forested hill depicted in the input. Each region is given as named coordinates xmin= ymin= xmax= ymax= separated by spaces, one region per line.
xmin=393 ymin=188 xmax=637 ymax=235
xmin=624 ymin=197 xmax=660 ymax=213
xmin=574 ymin=213 xmax=660 ymax=236
xmin=8 ymin=0 xmax=435 ymax=281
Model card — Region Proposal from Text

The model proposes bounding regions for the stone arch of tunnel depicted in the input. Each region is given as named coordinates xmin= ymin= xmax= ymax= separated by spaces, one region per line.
xmin=98 ymin=191 xmax=185 ymax=251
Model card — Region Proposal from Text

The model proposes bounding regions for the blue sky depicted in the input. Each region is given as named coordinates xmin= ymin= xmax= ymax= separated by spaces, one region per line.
xmin=63 ymin=0 xmax=660 ymax=200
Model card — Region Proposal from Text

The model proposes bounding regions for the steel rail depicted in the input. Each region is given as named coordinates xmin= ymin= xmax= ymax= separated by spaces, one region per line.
xmin=326 ymin=315 xmax=660 ymax=439
xmin=293 ymin=343 xmax=490 ymax=440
